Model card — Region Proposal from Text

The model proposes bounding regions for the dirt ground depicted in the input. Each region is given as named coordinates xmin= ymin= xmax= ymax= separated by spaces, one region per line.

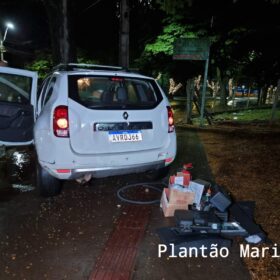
xmin=196 ymin=124 xmax=280 ymax=280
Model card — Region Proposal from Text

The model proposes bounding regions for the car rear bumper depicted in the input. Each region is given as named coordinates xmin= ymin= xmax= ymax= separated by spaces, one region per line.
xmin=42 ymin=160 xmax=167 ymax=180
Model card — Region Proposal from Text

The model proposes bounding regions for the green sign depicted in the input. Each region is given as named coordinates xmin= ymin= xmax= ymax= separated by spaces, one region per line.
xmin=173 ymin=38 xmax=210 ymax=60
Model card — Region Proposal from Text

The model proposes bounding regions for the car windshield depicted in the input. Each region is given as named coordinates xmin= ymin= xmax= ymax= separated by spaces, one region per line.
xmin=68 ymin=75 xmax=162 ymax=110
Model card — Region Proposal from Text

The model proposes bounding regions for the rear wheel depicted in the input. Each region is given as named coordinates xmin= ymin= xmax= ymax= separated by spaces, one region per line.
xmin=145 ymin=166 xmax=170 ymax=181
xmin=36 ymin=162 xmax=62 ymax=197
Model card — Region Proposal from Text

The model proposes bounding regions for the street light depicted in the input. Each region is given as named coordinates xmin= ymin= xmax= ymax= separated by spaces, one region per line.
xmin=0 ymin=22 xmax=15 ymax=62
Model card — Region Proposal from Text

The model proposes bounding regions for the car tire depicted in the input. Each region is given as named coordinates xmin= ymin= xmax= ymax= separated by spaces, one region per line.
xmin=145 ymin=166 xmax=170 ymax=181
xmin=36 ymin=162 xmax=62 ymax=197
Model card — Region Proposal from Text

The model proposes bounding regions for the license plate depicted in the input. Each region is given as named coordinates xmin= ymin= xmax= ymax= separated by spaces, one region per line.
xmin=108 ymin=130 xmax=142 ymax=142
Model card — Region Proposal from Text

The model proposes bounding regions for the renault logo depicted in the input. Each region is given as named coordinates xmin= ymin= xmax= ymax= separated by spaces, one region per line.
xmin=123 ymin=112 xmax=129 ymax=120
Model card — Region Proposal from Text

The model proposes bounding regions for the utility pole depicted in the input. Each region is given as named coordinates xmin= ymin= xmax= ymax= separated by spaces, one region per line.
xmin=119 ymin=0 xmax=130 ymax=68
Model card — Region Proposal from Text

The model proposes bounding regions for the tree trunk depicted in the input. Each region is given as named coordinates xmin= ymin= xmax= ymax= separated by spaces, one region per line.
xmin=246 ymin=87 xmax=251 ymax=108
xmin=216 ymin=67 xmax=227 ymax=109
xmin=185 ymin=79 xmax=194 ymax=124
xmin=262 ymin=86 xmax=268 ymax=105
xmin=42 ymin=0 xmax=77 ymax=65
xmin=119 ymin=0 xmax=130 ymax=68
xmin=257 ymin=87 xmax=263 ymax=106
xmin=271 ymin=79 xmax=280 ymax=123
xmin=220 ymin=78 xmax=228 ymax=109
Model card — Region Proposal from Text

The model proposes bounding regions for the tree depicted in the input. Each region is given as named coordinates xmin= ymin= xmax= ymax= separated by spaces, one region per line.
xmin=25 ymin=51 xmax=53 ymax=79
xmin=119 ymin=0 xmax=130 ymax=67
xmin=148 ymin=0 xmax=280 ymax=108
xmin=42 ymin=0 xmax=77 ymax=64
xmin=136 ymin=19 xmax=204 ymax=76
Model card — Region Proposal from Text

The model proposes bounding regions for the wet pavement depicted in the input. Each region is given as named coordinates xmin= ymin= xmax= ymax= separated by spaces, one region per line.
xmin=0 ymin=129 xmax=250 ymax=280
xmin=0 ymin=147 xmax=35 ymax=202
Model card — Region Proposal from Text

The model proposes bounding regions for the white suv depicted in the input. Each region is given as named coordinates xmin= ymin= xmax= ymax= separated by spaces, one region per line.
xmin=0 ymin=64 xmax=176 ymax=196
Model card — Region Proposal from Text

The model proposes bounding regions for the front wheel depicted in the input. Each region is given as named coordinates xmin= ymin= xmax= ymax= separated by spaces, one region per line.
xmin=36 ymin=162 xmax=62 ymax=197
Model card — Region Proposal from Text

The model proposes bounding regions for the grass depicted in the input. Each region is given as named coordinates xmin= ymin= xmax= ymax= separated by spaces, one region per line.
xmin=213 ymin=108 xmax=280 ymax=122
xmin=171 ymin=98 xmax=280 ymax=126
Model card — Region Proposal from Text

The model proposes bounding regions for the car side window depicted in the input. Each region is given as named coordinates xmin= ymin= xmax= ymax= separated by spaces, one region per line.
xmin=42 ymin=76 xmax=56 ymax=108
xmin=37 ymin=77 xmax=51 ymax=107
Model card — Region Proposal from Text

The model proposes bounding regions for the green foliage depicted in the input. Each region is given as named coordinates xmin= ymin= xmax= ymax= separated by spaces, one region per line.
xmin=77 ymin=49 xmax=99 ymax=65
xmin=135 ymin=17 xmax=207 ymax=78
xmin=25 ymin=53 xmax=53 ymax=79
xmin=25 ymin=50 xmax=100 ymax=80
xmin=152 ymin=0 xmax=280 ymax=87
xmin=156 ymin=0 xmax=193 ymax=14
xmin=77 ymin=57 xmax=99 ymax=64
xmin=144 ymin=22 xmax=198 ymax=56
xmin=76 ymin=49 xmax=101 ymax=65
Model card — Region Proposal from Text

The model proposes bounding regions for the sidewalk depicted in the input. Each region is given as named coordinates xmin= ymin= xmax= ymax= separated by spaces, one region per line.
xmin=131 ymin=129 xmax=250 ymax=280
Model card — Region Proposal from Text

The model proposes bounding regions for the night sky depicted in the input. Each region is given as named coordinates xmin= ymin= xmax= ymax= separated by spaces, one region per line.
xmin=0 ymin=1 xmax=48 ymax=51
xmin=0 ymin=0 xmax=122 ymax=65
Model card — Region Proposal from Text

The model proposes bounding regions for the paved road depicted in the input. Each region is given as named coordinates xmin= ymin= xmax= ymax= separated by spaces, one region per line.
xmin=0 ymin=129 xmax=250 ymax=280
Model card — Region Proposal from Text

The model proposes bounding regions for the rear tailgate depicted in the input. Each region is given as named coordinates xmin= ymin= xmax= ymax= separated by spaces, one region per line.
xmin=68 ymin=99 xmax=169 ymax=155
xmin=67 ymin=73 xmax=170 ymax=155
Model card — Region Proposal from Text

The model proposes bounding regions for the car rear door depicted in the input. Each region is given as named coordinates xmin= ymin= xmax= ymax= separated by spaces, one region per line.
xmin=0 ymin=66 xmax=38 ymax=146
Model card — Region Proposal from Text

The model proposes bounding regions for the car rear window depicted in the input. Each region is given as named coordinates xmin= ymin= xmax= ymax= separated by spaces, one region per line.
xmin=68 ymin=75 xmax=163 ymax=109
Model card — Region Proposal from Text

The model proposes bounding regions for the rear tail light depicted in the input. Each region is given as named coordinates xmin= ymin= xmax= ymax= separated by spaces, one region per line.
xmin=56 ymin=169 xmax=71 ymax=173
xmin=110 ymin=77 xmax=124 ymax=82
xmin=165 ymin=157 xmax=173 ymax=163
xmin=53 ymin=106 xmax=69 ymax=137
xmin=167 ymin=106 xmax=175 ymax=133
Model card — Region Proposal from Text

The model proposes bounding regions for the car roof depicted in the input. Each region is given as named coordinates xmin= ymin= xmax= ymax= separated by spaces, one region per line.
xmin=65 ymin=70 xmax=152 ymax=80
xmin=52 ymin=63 xmax=153 ymax=80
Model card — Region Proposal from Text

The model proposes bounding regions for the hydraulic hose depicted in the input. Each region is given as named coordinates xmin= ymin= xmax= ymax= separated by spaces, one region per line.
xmin=117 ymin=182 xmax=167 ymax=205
